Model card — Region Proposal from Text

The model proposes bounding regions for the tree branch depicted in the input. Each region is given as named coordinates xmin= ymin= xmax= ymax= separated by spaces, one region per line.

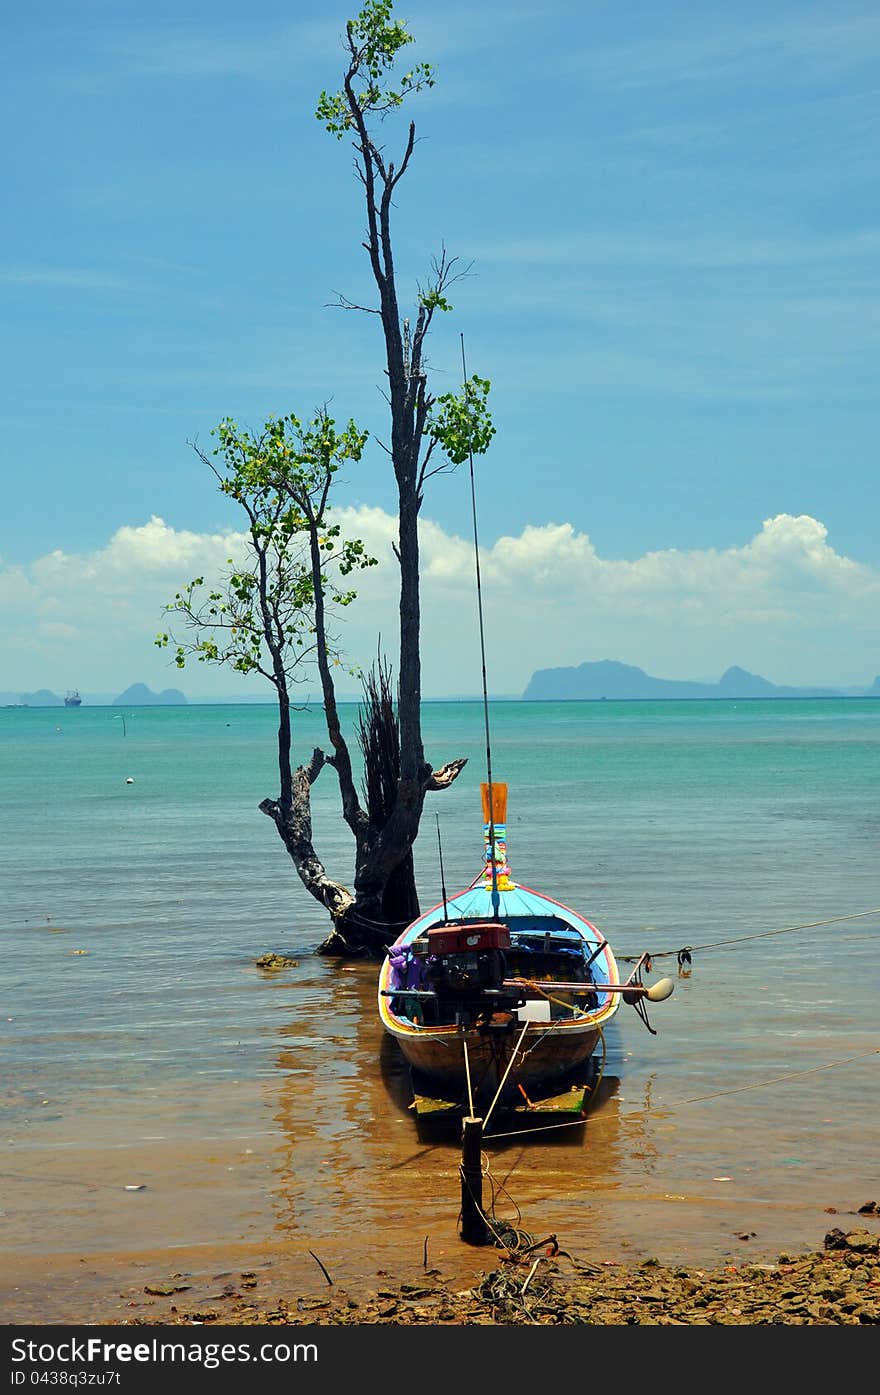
xmin=427 ymin=757 xmax=468 ymax=790
xmin=304 ymin=511 xmax=368 ymax=838
xmin=388 ymin=121 xmax=416 ymax=193
xmin=327 ymin=291 xmax=382 ymax=314
xmin=259 ymin=754 xmax=354 ymax=921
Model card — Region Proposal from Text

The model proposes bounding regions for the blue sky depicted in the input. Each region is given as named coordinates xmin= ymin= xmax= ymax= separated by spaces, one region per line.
xmin=2 ymin=0 xmax=879 ymax=698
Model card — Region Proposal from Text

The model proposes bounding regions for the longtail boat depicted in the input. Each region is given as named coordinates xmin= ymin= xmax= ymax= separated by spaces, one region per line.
xmin=378 ymin=781 xmax=673 ymax=1126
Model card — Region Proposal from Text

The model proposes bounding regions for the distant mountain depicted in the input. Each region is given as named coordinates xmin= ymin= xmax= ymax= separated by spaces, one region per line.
xmin=522 ymin=660 xmax=878 ymax=701
xmin=0 ymin=688 xmax=64 ymax=706
xmin=113 ymin=683 xmax=187 ymax=705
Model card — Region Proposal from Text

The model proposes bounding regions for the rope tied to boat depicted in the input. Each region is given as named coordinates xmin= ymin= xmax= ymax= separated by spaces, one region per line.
xmin=484 ymin=1045 xmax=879 ymax=1142
xmin=616 ymin=905 xmax=880 ymax=964
xmin=485 ymin=1022 xmax=608 ymax=1141
xmin=455 ymin=1193 xmax=590 ymax=1321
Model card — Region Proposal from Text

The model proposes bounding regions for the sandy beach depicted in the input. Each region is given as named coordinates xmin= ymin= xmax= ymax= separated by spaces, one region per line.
xmin=5 ymin=1206 xmax=878 ymax=1328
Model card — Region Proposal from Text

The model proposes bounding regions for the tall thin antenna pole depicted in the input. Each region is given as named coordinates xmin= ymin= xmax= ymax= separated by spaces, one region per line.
xmin=435 ymin=813 xmax=450 ymax=923
xmin=461 ymin=333 xmax=499 ymax=917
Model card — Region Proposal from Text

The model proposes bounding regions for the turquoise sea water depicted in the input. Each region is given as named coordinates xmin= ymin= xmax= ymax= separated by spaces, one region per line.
xmin=2 ymin=698 xmax=878 ymax=1312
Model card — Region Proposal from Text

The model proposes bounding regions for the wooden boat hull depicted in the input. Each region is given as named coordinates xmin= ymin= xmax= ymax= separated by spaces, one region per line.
xmin=393 ymin=1018 xmax=601 ymax=1085
xmin=378 ymin=878 xmax=620 ymax=1115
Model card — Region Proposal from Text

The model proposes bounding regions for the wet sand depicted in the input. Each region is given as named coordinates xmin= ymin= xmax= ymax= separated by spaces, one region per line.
xmin=4 ymin=958 xmax=878 ymax=1328
xmin=6 ymin=1060 xmax=876 ymax=1327
xmin=4 ymin=1217 xmax=878 ymax=1327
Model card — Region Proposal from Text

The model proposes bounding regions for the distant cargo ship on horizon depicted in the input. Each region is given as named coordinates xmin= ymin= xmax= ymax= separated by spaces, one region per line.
xmin=64 ymin=690 xmax=82 ymax=707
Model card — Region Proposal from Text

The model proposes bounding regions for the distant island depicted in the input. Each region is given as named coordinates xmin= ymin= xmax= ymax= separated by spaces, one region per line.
xmin=0 ymin=688 xmax=67 ymax=707
xmin=4 ymin=668 xmax=880 ymax=706
xmin=113 ymin=683 xmax=187 ymax=706
xmin=1 ymin=684 xmax=188 ymax=707
xmin=523 ymin=661 xmax=880 ymax=701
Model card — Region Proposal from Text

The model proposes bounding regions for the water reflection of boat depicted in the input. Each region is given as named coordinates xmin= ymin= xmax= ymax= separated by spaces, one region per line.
xmin=378 ymin=782 xmax=674 ymax=1127
xmin=268 ymin=956 xmax=628 ymax=1271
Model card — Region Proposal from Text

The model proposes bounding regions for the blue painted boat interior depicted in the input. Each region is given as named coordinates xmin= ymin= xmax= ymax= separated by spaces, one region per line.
xmin=385 ymin=881 xmax=614 ymax=1003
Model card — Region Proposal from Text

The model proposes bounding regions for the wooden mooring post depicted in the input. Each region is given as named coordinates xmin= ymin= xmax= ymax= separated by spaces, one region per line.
xmin=460 ymin=1115 xmax=489 ymax=1245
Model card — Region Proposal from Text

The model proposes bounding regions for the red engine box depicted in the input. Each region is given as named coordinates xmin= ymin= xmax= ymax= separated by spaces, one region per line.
xmin=426 ymin=922 xmax=511 ymax=955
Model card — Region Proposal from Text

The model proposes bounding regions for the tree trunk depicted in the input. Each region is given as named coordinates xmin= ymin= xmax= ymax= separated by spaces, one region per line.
xmin=382 ymin=848 xmax=420 ymax=925
xmin=259 ymin=752 xmax=354 ymax=925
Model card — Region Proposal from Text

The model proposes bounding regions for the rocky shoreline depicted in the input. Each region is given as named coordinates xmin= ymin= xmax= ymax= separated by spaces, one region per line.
xmin=119 ymin=1223 xmax=878 ymax=1327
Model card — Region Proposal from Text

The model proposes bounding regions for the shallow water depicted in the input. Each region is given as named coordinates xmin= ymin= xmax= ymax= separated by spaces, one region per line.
xmin=1 ymin=699 xmax=878 ymax=1317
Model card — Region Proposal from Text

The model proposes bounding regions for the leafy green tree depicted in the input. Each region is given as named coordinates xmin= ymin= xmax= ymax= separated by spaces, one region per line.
xmin=160 ymin=1 xmax=494 ymax=953
xmin=159 ymin=409 xmax=385 ymax=924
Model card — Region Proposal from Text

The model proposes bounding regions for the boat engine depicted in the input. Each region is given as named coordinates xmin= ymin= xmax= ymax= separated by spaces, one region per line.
xmin=424 ymin=922 xmax=522 ymax=1022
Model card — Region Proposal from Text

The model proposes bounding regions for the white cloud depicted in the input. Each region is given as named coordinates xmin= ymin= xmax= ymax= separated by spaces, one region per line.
xmin=330 ymin=507 xmax=880 ymax=691
xmin=1 ymin=510 xmax=878 ymax=698
xmin=0 ymin=517 xmax=249 ymax=694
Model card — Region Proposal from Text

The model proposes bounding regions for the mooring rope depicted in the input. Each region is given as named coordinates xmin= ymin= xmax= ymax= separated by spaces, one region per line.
xmin=646 ymin=1046 xmax=880 ymax=1110
xmin=480 ymin=1150 xmax=525 ymax=1236
xmin=482 ymin=1045 xmax=879 ymax=1141
xmin=482 ymin=1021 xmax=531 ymax=1131
xmin=333 ymin=899 xmax=880 ymax=951
xmin=463 ymin=1037 xmax=475 ymax=1118
xmin=458 ymin=1157 xmax=530 ymax=1251
xmin=455 ymin=1054 xmax=879 ymax=1312
xmin=484 ymin=1022 xmax=608 ymax=1142
xmin=616 ymin=905 xmax=880 ymax=963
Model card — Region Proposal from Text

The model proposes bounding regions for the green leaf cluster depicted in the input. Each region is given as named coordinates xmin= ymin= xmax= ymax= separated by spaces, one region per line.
xmin=316 ymin=0 xmax=434 ymax=137
xmin=426 ymin=375 xmax=496 ymax=466
xmin=417 ymin=288 xmax=452 ymax=314
xmin=156 ymin=410 xmax=377 ymax=686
